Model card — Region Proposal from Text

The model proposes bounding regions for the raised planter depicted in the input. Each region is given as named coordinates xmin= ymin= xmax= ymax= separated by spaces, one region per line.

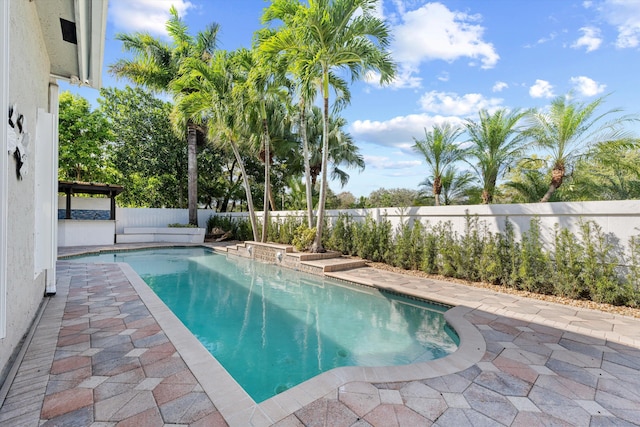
xmin=116 ymin=227 xmax=205 ymax=244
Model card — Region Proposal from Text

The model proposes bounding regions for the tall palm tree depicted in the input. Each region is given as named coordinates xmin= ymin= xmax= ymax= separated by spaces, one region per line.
xmin=262 ymin=0 xmax=396 ymax=252
xmin=464 ymin=108 xmax=529 ymax=204
xmin=525 ymin=94 xmax=638 ymax=202
xmin=173 ymin=51 xmax=260 ymax=241
xmin=260 ymin=6 xmax=351 ymax=229
xmin=109 ymin=6 xmax=219 ymax=226
xmin=413 ymin=123 xmax=465 ymax=206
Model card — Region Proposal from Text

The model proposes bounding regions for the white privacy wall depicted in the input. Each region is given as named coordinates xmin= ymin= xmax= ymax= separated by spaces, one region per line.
xmin=116 ymin=200 xmax=640 ymax=252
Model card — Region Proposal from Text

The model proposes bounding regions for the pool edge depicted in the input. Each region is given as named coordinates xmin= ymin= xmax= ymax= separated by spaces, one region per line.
xmin=117 ymin=258 xmax=486 ymax=427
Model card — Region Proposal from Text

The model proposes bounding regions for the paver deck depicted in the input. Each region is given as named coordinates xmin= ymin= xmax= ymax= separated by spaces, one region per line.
xmin=1 ymin=242 xmax=640 ymax=426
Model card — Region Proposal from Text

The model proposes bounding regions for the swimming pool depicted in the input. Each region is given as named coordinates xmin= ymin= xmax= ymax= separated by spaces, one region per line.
xmin=70 ymin=247 xmax=459 ymax=402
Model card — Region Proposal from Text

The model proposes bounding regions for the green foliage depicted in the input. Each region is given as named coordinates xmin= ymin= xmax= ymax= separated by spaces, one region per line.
xmin=222 ymin=211 xmax=640 ymax=308
xmin=292 ymin=225 xmax=317 ymax=251
xmin=519 ymin=218 xmax=552 ymax=293
xmin=268 ymin=215 xmax=304 ymax=244
xmin=98 ymin=86 xmax=190 ymax=208
xmin=392 ymin=219 xmax=424 ymax=270
xmin=168 ymin=223 xmax=198 ymax=228
xmin=552 ymin=225 xmax=586 ymax=298
xmin=353 ymin=215 xmax=392 ymax=263
xmin=58 ymin=92 xmax=114 ymax=182
xmin=578 ymin=220 xmax=627 ymax=305
xmin=327 ymin=213 xmax=355 ymax=255
xmin=206 ymin=215 xmax=253 ymax=241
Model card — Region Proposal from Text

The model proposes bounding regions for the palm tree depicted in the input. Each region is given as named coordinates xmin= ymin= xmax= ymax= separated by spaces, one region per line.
xmin=525 ymin=94 xmax=638 ymax=202
xmin=173 ymin=51 xmax=260 ymax=241
xmin=305 ymin=106 xmax=364 ymax=188
xmin=418 ymin=167 xmax=476 ymax=206
xmin=464 ymin=108 xmax=529 ymax=204
xmin=413 ymin=123 xmax=465 ymax=206
xmin=109 ymin=6 xmax=219 ymax=226
xmin=260 ymin=6 xmax=351 ymax=229
xmin=262 ymin=0 xmax=396 ymax=252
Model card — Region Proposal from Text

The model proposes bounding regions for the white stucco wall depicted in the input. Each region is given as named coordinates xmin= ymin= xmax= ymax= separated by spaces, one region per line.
xmin=58 ymin=220 xmax=116 ymax=247
xmin=0 ymin=0 xmax=51 ymax=377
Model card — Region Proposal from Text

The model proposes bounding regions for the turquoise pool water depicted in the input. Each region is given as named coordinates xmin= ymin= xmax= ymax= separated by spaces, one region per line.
xmin=70 ymin=247 xmax=459 ymax=402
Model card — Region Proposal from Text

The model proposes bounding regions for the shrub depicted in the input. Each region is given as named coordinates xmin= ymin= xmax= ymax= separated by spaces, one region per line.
xmin=292 ymin=224 xmax=316 ymax=251
xmin=206 ymin=215 xmax=252 ymax=241
xmin=392 ymin=218 xmax=424 ymax=270
xmin=519 ymin=217 xmax=552 ymax=294
xmin=552 ymin=225 xmax=586 ymax=299
xmin=327 ymin=213 xmax=355 ymax=255
xmin=168 ymin=223 xmax=198 ymax=228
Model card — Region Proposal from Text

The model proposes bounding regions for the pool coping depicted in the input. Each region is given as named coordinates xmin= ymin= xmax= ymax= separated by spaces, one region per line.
xmin=115 ymin=249 xmax=486 ymax=427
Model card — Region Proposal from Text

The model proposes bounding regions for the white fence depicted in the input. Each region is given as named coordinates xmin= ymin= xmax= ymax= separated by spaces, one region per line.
xmin=116 ymin=200 xmax=640 ymax=253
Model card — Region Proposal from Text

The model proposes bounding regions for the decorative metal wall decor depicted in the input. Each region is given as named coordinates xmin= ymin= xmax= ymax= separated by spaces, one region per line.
xmin=7 ymin=104 xmax=29 ymax=180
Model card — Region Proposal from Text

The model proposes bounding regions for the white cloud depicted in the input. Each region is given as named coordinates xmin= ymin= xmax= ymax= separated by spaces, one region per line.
xmin=599 ymin=0 xmax=640 ymax=48
xmin=365 ymin=67 xmax=422 ymax=89
xmin=572 ymin=26 xmax=602 ymax=52
xmin=364 ymin=155 xmax=421 ymax=170
xmin=570 ymin=76 xmax=606 ymax=96
xmin=351 ymin=113 xmax=464 ymax=148
xmin=109 ymin=0 xmax=194 ymax=37
xmin=492 ymin=81 xmax=508 ymax=92
xmin=529 ymin=79 xmax=555 ymax=98
xmin=419 ymin=91 xmax=503 ymax=116
xmin=392 ymin=2 xmax=499 ymax=70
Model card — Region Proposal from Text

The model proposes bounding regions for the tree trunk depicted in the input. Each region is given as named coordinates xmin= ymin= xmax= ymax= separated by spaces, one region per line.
xmin=230 ymin=140 xmax=259 ymax=242
xmin=300 ymin=101 xmax=314 ymax=228
xmin=433 ymin=175 xmax=441 ymax=207
xmin=261 ymin=113 xmax=270 ymax=243
xmin=540 ymin=165 xmax=565 ymax=202
xmin=481 ymin=189 xmax=491 ymax=204
xmin=312 ymin=70 xmax=330 ymax=253
xmin=187 ymin=122 xmax=198 ymax=226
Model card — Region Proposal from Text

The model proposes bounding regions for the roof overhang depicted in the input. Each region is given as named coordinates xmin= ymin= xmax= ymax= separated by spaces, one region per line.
xmin=58 ymin=180 xmax=124 ymax=196
xmin=34 ymin=0 xmax=108 ymax=89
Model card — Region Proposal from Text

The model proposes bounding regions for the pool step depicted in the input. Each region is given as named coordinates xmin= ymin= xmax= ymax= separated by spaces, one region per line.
xmin=219 ymin=241 xmax=367 ymax=273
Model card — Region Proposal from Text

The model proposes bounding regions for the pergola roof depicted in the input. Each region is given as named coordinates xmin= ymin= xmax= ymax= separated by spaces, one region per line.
xmin=58 ymin=180 xmax=124 ymax=196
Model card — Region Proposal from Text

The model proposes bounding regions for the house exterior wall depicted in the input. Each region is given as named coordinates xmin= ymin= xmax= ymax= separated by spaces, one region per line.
xmin=0 ymin=0 xmax=52 ymax=378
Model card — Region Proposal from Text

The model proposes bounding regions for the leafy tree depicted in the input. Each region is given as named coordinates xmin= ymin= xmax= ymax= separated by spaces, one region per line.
xmin=367 ymin=188 xmax=419 ymax=208
xmin=336 ymin=191 xmax=356 ymax=209
xmin=261 ymin=0 xmax=396 ymax=252
xmin=98 ymin=86 xmax=189 ymax=208
xmin=525 ymin=94 xmax=638 ymax=202
xmin=413 ymin=123 xmax=465 ymax=206
xmin=109 ymin=6 xmax=220 ymax=225
xmin=464 ymin=108 xmax=529 ymax=204
xmin=58 ymin=91 xmax=113 ymax=182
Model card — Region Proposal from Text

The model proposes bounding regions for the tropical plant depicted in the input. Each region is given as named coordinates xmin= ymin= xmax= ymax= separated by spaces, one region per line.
xmin=413 ymin=123 xmax=465 ymax=206
xmin=261 ymin=0 xmax=396 ymax=252
xmin=172 ymin=50 xmax=259 ymax=241
xmin=109 ymin=6 xmax=220 ymax=225
xmin=525 ymin=94 xmax=639 ymax=202
xmin=305 ymin=106 xmax=364 ymax=188
xmin=464 ymin=108 xmax=529 ymax=204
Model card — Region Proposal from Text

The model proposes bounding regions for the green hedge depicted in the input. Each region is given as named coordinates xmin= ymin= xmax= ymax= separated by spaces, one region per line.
xmin=207 ymin=213 xmax=640 ymax=307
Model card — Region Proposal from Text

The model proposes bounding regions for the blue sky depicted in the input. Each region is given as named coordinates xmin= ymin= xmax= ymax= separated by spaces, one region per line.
xmin=65 ymin=0 xmax=640 ymax=198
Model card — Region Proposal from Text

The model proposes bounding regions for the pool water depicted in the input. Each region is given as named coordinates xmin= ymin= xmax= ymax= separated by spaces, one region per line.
xmin=70 ymin=247 xmax=459 ymax=402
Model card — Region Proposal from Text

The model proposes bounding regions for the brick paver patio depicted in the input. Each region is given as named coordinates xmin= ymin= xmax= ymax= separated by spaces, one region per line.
xmin=1 ymin=243 xmax=639 ymax=426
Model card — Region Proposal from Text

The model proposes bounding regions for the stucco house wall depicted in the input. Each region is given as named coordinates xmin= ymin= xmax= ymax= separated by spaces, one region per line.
xmin=0 ymin=0 xmax=107 ymax=384
xmin=0 ymin=0 xmax=51 ymax=378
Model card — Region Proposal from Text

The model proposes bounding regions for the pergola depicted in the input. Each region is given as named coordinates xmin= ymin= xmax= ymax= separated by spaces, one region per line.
xmin=58 ymin=180 xmax=124 ymax=220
